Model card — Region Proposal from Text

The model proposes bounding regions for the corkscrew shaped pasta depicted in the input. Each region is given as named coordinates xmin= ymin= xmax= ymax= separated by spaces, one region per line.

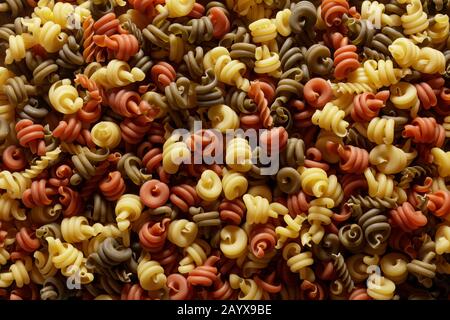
xmin=298 ymin=166 xmax=329 ymax=198
xmin=366 ymin=273 xmax=396 ymax=300
xmin=229 ymin=274 xmax=263 ymax=300
xmin=222 ymin=168 xmax=248 ymax=201
xmin=89 ymin=59 xmax=145 ymax=89
xmin=399 ymin=0 xmax=429 ymax=44
xmin=5 ymin=33 xmax=36 ymax=65
xmin=115 ymin=194 xmax=144 ymax=232
xmin=389 ymin=202 xmax=427 ymax=232
xmin=93 ymin=34 xmax=139 ymax=61
xmin=0 ymin=257 xmax=32 ymax=288
xmin=360 ymin=1 xmax=401 ymax=29
xmin=427 ymin=190 xmax=450 ymax=220
xmin=61 ymin=216 xmax=103 ymax=243
xmin=431 ymin=148 xmax=450 ymax=177
xmin=282 ymin=242 xmax=314 ymax=280
xmin=46 ymin=237 xmax=93 ymax=283
xmin=162 ymin=134 xmax=190 ymax=175
xmin=168 ymin=219 xmax=198 ymax=248
xmin=203 ymin=47 xmax=250 ymax=91
xmin=276 ymin=214 xmax=306 ymax=249
xmin=178 ymin=239 xmax=211 ymax=274
xmin=196 ymin=170 xmax=222 ymax=202
xmin=248 ymin=80 xmax=273 ymax=128
xmin=137 ymin=253 xmax=166 ymax=291
xmin=243 ymin=194 xmax=288 ymax=224
xmin=306 ymin=197 xmax=334 ymax=245
xmin=311 ymin=102 xmax=349 ymax=137
xmin=351 ymin=91 xmax=389 ymax=122
xmin=48 ymin=79 xmax=83 ymax=114
xmin=363 ymin=59 xmax=410 ymax=89
xmin=435 ymin=224 xmax=450 ymax=255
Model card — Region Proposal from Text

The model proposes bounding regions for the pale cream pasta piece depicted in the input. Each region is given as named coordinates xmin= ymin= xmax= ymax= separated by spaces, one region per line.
xmin=91 ymin=121 xmax=122 ymax=149
xmin=363 ymin=59 xmax=410 ymax=89
xmin=49 ymin=79 xmax=83 ymax=114
xmin=297 ymin=166 xmax=329 ymax=197
xmin=388 ymin=37 xmax=421 ymax=68
xmin=243 ymin=193 xmax=288 ymax=224
xmin=282 ymin=242 xmax=314 ymax=280
xmin=225 ymin=137 xmax=252 ymax=172
xmin=367 ymin=273 xmax=396 ymax=300
xmin=0 ymin=256 xmax=32 ymax=288
xmin=361 ymin=0 xmax=401 ymax=29
xmin=435 ymin=224 xmax=450 ymax=255
xmin=196 ymin=170 xmax=222 ymax=202
xmin=431 ymin=147 xmax=450 ymax=177
xmin=272 ymin=8 xmax=291 ymax=36
xmin=275 ymin=214 xmax=306 ymax=249
xmin=380 ymin=252 xmax=409 ymax=284
xmin=311 ymin=102 xmax=349 ymax=137
xmin=367 ymin=117 xmax=395 ymax=145
xmin=168 ymin=219 xmax=198 ymax=247
xmin=137 ymin=254 xmax=166 ymax=291
xmin=364 ymin=168 xmax=395 ymax=198
xmin=61 ymin=216 xmax=103 ymax=243
xmin=90 ymin=59 xmax=145 ymax=88
xmin=222 ymin=168 xmax=248 ymax=200
xmin=254 ymin=45 xmax=281 ymax=77
xmin=162 ymin=134 xmax=191 ymax=174
xmin=208 ymin=104 xmax=240 ymax=132
xmin=415 ymin=47 xmax=446 ymax=74
xmin=249 ymin=18 xmax=277 ymax=43
xmin=178 ymin=239 xmax=211 ymax=274
xmin=115 ymin=194 xmax=144 ymax=231
xmin=229 ymin=274 xmax=264 ymax=300
xmin=165 ymin=0 xmax=195 ymax=18
xmin=428 ymin=14 xmax=449 ymax=46
xmin=369 ymin=144 xmax=416 ymax=174
xmin=220 ymin=225 xmax=248 ymax=259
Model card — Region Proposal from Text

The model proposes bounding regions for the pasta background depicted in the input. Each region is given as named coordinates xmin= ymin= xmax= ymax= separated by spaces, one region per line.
xmin=0 ymin=0 xmax=449 ymax=301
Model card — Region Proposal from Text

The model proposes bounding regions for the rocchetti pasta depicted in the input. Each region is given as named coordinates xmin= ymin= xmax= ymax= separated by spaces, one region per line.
xmin=0 ymin=0 xmax=450 ymax=301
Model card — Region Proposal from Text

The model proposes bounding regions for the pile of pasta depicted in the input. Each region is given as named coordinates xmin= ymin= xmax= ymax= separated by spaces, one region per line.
xmin=0 ymin=0 xmax=450 ymax=300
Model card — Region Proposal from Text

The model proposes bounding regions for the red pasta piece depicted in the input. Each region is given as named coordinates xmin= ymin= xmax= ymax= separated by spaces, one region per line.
xmin=349 ymin=287 xmax=372 ymax=300
xmin=304 ymin=147 xmax=330 ymax=171
xmin=188 ymin=3 xmax=205 ymax=18
xmin=249 ymin=224 xmax=277 ymax=258
xmin=22 ymin=179 xmax=57 ymax=208
xmin=15 ymin=227 xmax=40 ymax=253
xmin=287 ymin=190 xmax=310 ymax=216
xmin=170 ymin=184 xmax=200 ymax=212
xmin=2 ymin=145 xmax=27 ymax=171
xmin=351 ymin=91 xmax=389 ymax=122
xmin=303 ymin=78 xmax=333 ymax=108
xmin=209 ymin=7 xmax=230 ymax=38
xmin=415 ymin=78 xmax=444 ymax=110
xmin=219 ymin=199 xmax=246 ymax=225
xmin=332 ymin=33 xmax=359 ymax=80
xmin=120 ymin=115 xmax=154 ymax=145
xmin=58 ymin=186 xmax=83 ymax=217
xmin=329 ymin=142 xmax=369 ymax=173
xmin=121 ymin=284 xmax=147 ymax=300
xmin=299 ymin=280 xmax=326 ymax=300
xmin=248 ymin=81 xmax=273 ymax=128
xmin=152 ymin=244 xmax=179 ymax=275
xmin=151 ymin=62 xmax=177 ymax=91
xmin=321 ymin=0 xmax=350 ymax=27
xmin=99 ymin=171 xmax=126 ymax=201
xmin=259 ymin=126 xmax=288 ymax=154
xmin=402 ymin=117 xmax=445 ymax=147
xmin=105 ymin=89 xmax=151 ymax=117
xmin=15 ymin=119 xmax=46 ymax=155
xmin=93 ymin=13 xmax=120 ymax=36
xmin=389 ymin=202 xmax=427 ymax=232
xmin=187 ymin=255 xmax=219 ymax=287
xmin=167 ymin=273 xmax=193 ymax=300
xmin=139 ymin=218 xmax=170 ymax=252
xmin=140 ymin=179 xmax=170 ymax=208
xmin=74 ymin=74 xmax=103 ymax=124
xmin=210 ymin=275 xmax=235 ymax=300
xmin=427 ymin=190 xmax=450 ymax=219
